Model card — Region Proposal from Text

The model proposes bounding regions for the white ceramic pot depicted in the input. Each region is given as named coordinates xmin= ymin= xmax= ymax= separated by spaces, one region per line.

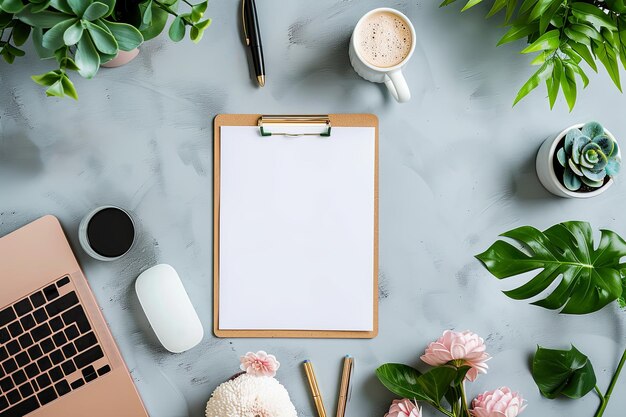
xmin=536 ymin=123 xmax=619 ymax=198
xmin=101 ymin=49 xmax=139 ymax=68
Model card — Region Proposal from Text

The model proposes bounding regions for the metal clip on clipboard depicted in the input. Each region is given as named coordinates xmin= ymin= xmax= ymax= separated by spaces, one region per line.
xmin=258 ymin=115 xmax=332 ymax=137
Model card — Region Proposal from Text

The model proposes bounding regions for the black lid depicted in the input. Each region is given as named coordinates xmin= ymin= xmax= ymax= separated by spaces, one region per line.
xmin=86 ymin=207 xmax=135 ymax=258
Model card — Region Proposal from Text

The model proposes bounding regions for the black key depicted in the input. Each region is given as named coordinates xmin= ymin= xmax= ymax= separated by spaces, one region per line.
xmin=31 ymin=323 xmax=51 ymax=340
xmin=36 ymin=373 xmax=51 ymax=389
xmin=37 ymin=386 xmax=57 ymax=405
xmin=61 ymin=360 xmax=75 ymax=375
xmin=2 ymin=358 xmax=17 ymax=374
xmin=54 ymin=380 xmax=70 ymax=397
xmin=0 ymin=396 xmax=7 ymax=411
xmin=6 ymin=341 xmax=19 ymax=356
xmin=15 ymin=352 xmax=29 ymax=368
xmin=0 ymin=347 xmax=7 ymax=362
xmin=32 ymin=308 xmax=47 ymax=324
xmin=62 ymin=343 xmax=76 ymax=358
xmin=43 ymin=285 xmax=59 ymax=302
xmin=18 ymin=333 xmax=33 ymax=349
xmin=6 ymin=388 xmax=21 ymax=405
xmin=84 ymin=371 xmax=97 ymax=383
xmin=73 ymin=346 xmax=103 ymax=369
xmin=75 ymin=332 xmax=97 ymax=352
xmin=30 ymin=379 xmax=38 ymax=391
xmin=70 ymin=378 xmax=84 ymax=390
xmin=18 ymin=382 xmax=33 ymax=398
xmin=19 ymin=315 xmax=35 ymax=331
xmin=49 ymin=350 xmax=64 ymax=365
xmin=0 ymin=328 xmax=9 ymax=344
xmin=57 ymin=277 xmax=70 ymax=288
xmin=24 ymin=363 xmax=38 ymax=378
xmin=52 ymin=332 xmax=67 ymax=347
xmin=30 ymin=291 xmax=46 ymax=308
xmin=0 ymin=367 xmax=3 ymax=379
xmin=13 ymin=299 xmax=32 ymax=316
xmin=0 ymin=396 xmax=39 ymax=417
xmin=0 ymin=308 xmax=15 ymax=327
xmin=45 ymin=292 xmax=77 ymax=317
xmin=11 ymin=370 xmax=26 ymax=386
xmin=49 ymin=366 xmax=63 ymax=382
xmin=62 ymin=305 xmax=90 ymax=333
xmin=7 ymin=322 xmax=23 ymax=338
xmin=0 ymin=376 xmax=13 ymax=392
xmin=40 ymin=338 xmax=54 ymax=354
xmin=97 ymin=365 xmax=111 ymax=376
xmin=49 ymin=317 xmax=63 ymax=332
xmin=64 ymin=325 xmax=79 ymax=341
xmin=81 ymin=365 xmax=95 ymax=379
xmin=27 ymin=345 xmax=42 ymax=361
xmin=37 ymin=356 xmax=52 ymax=372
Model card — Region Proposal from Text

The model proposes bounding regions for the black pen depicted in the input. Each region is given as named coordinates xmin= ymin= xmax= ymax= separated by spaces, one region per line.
xmin=242 ymin=0 xmax=266 ymax=87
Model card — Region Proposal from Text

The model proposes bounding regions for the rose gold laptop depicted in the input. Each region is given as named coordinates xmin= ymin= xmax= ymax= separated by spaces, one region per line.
xmin=0 ymin=216 xmax=148 ymax=417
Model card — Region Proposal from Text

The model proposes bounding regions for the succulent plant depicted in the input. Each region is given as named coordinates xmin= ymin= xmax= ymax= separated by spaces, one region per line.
xmin=556 ymin=122 xmax=621 ymax=191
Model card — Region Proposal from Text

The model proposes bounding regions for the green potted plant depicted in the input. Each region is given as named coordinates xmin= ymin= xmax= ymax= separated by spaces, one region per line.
xmin=443 ymin=0 xmax=626 ymax=111
xmin=0 ymin=0 xmax=211 ymax=99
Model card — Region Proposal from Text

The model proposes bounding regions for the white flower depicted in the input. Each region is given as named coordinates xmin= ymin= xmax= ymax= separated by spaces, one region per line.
xmin=205 ymin=374 xmax=297 ymax=417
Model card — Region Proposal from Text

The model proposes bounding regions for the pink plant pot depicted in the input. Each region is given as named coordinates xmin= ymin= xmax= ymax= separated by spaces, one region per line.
xmin=101 ymin=49 xmax=139 ymax=68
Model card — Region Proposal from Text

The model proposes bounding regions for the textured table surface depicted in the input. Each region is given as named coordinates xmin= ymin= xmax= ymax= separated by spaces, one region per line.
xmin=1 ymin=1 xmax=626 ymax=416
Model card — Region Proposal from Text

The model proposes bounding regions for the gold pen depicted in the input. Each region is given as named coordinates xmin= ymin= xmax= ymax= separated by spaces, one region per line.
xmin=336 ymin=355 xmax=353 ymax=417
xmin=304 ymin=360 xmax=327 ymax=417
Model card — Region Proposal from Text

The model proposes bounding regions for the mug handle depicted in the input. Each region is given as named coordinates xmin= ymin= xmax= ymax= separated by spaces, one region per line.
xmin=384 ymin=69 xmax=411 ymax=103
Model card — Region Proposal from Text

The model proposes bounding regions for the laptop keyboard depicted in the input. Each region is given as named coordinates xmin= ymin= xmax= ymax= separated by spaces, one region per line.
xmin=0 ymin=276 xmax=111 ymax=417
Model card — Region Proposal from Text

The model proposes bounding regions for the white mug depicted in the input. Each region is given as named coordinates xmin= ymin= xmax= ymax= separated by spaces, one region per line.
xmin=349 ymin=8 xmax=416 ymax=103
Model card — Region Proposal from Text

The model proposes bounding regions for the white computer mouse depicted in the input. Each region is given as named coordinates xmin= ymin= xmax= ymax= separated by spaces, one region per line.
xmin=135 ymin=264 xmax=204 ymax=353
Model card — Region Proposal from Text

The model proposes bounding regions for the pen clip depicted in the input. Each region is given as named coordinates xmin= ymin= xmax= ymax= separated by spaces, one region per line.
xmin=241 ymin=0 xmax=249 ymax=46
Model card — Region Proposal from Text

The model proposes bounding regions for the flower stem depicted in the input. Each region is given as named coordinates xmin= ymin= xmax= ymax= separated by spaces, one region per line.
xmin=594 ymin=347 xmax=626 ymax=417
xmin=459 ymin=381 xmax=471 ymax=417
xmin=434 ymin=405 xmax=456 ymax=417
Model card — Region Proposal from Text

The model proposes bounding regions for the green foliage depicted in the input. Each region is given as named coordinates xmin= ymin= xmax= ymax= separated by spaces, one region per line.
xmin=443 ymin=0 xmax=626 ymax=110
xmin=532 ymin=345 xmax=596 ymax=399
xmin=0 ymin=0 xmax=211 ymax=99
xmin=556 ymin=122 xmax=621 ymax=191
xmin=476 ymin=221 xmax=626 ymax=314
xmin=376 ymin=363 xmax=470 ymax=411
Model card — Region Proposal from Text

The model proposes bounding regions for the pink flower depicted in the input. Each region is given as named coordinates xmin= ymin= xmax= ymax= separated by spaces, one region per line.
xmin=384 ymin=399 xmax=421 ymax=417
xmin=239 ymin=351 xmax=280 ymax=377
xmin=471 ymin=387 xmax=526 ymax=417
xmin=420 ymin=330 xmax=490 ymax=381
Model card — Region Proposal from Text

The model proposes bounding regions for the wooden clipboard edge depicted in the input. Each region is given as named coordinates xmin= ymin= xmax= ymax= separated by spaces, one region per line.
xmin=213 ymin=114 xmax=379 ymax=339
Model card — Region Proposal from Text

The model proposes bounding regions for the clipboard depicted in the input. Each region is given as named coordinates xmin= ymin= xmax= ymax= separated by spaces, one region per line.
xmin=213 ymin=114 xmax=378 ymax=338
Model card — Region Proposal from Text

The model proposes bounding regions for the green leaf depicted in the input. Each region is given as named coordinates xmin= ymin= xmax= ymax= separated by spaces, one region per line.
xmin=619 ymin=272 xmax=626 ymax=308
xmin=101 ymin=20 xmax=143 ymax=51
xmin=1 ymin=47 xmax=15 ymax=63
xmin=539 ymin=0 xmax=561 ymax=34
xmin=0 ymin=0 xmax=25 ymax=14
xmin=17 ymin=6 xmax=70 ymax=28
xmin=194 ymin=17 xmax=210 ymax=31
xmin=139 ymin=4 xmax=166 ymax=41
xmin=31 ymin=0 xmax=52 ymax=13
xmin=191 ymin=0 xmax=207 ymax=22
xmin=12 ymin=21 xmax=31 ymax=46
xmin=0 ymin=11 xmax=12 ymax=28
xmin=45 ymin=79 xmax=65 ymax=97
xmin=61 ymin=74 xmax=78 ymax=99
xmin=594 ymin=41 xmax=622 ymax=91
xmin=565 ymin=28 xmax=590 ymax=46
xmin=498 ymin=23 xmax=538 ymax=45
xmin=571 ymin=3 xmax=618 ymax=30
xmin=32 ymin=27 xmax=56 ymax=58
xmin=75 ymin=31 xmax=100 ymax=78
xmin=82 ymin=1 xmax=108 ymax=21
xmin=486 ymin=0 xmax=507 ymax=17
xmin=519 ymin=0 xmax=538 ymax=14
xmin=97 ymin=0 xmax=113 ymax=16
xmin=521 ymin=29 xmax=560 ymax=53
xmin=560 ymin=63 xmax=577 ymax=110
xmin=513 ymin=59 xmax=554 ymax=105
xmin=62 ymin=19 xmax=83 ymax=45
xmin=570 ymin=42 xmax=598 ymax=71
xmin=85 ymin=20 xmax=117 ymax=54
xmin=42 ymin=18 xmax=76 ymax=49
xmin=5 ymin=43 xmax=24 ymax=56
xmin=461 ymin=0 xmax=483 ymax=11
xmin=532 ymin=345 xmax=596 ymax=399
xmin=504 ymin=0 xmax=516 ymax=23
xmin=376 ymin=364 xmax=458 ymax=407
xmin=546 ymin=58 xmax=562 ymax=108
xmin=31 ymin=70 xmax=61 ymax=86
xmin=141 ymin=0 xmax=152 ymax=25
xmin=67 ymin=0 xmax=89 ymax=17
xmin=529 ymin=0 xmax=557 ymax=22
xmin=568 ymin=61 xmax=589 ymax=87
xmin=50 ymin=0 xmax=74 ymax=14
xmin=476 ymin=221 xmax=626 ymax=314
xmin=168 ymin=15 xmax=185 ymax=42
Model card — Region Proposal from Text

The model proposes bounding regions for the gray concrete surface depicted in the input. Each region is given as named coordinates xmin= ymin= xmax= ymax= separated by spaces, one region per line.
xmin=1 ymin=1 xmax=626 ymax=416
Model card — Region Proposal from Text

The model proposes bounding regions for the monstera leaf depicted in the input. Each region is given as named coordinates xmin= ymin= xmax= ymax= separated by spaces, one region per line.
xmin=532 ymin=345 xmax=596 ymax=399
xmin=476 ymin=221 xmax=626 ymax=314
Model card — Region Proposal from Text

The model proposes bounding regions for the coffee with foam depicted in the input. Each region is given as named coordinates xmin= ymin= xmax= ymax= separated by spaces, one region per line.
xmin=356 ymin=11 xmax=412 ymax=68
